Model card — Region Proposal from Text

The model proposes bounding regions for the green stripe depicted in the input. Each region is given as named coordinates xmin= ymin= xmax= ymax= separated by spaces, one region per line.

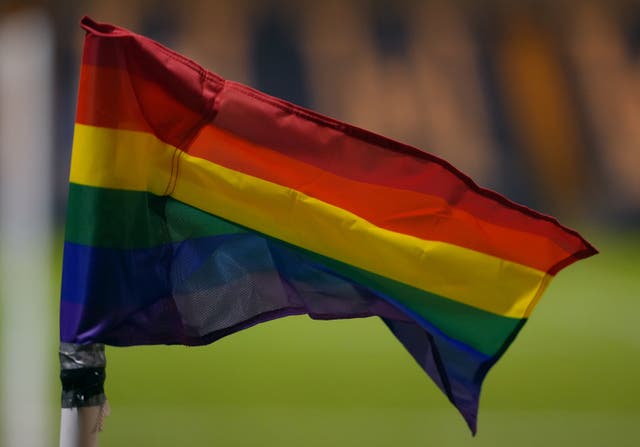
xmin=65 ymin=183 xmax=522 ymax=355
xmin=65 ymin=183 xmax=243 ymax=248
xmin=297 ymin=248 xmax=523 ymax=356
xmin=66 ymin=183 xmax=167 ymax=247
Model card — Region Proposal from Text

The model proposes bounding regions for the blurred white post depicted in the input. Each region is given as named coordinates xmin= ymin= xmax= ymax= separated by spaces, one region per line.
xmin=0 ymin=9 xmax=54 ymax=447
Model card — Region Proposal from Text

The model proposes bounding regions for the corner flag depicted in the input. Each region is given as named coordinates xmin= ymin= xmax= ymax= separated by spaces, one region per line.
xmin=60 ymin=17 xmax=596 ymax=434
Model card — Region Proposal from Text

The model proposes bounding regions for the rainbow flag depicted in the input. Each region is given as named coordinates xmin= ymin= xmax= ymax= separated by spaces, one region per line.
xmin=61 ymin=17 xmax=596 ymax=433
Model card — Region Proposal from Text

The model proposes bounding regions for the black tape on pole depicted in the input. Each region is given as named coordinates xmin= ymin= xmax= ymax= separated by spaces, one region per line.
xmin=60 ymin=343 xmax=107 ymax=408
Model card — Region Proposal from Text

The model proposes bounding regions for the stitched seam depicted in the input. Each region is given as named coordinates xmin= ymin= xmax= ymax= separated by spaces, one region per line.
xmin=166 ymin=71 xmax=222 ymax=197
xmin=162 ymin=147 xmax=181 ymax=196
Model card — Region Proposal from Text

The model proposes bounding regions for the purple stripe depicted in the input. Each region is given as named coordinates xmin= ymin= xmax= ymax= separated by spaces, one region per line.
xmin=61 ymin=232 xmax=489 ymax=432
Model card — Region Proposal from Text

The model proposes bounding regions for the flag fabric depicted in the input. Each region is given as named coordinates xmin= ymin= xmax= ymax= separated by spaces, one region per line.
xmin=61 ymin=17 xmax=597 ymax=433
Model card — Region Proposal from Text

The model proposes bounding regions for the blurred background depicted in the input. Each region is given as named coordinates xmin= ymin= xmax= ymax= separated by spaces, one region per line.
xmin=0 ymin=0 xmax=638 ymax=446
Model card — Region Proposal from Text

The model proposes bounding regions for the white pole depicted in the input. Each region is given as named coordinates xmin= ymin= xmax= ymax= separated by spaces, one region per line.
xmin=59 ymin=404 xmax=109 ymax=447
xmin=0 ymin=8 xmax=53 ymax=447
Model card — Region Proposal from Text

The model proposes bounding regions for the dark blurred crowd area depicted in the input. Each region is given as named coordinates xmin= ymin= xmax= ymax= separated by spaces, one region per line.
xmin=3 ymin=0 xmax=640 ymax=228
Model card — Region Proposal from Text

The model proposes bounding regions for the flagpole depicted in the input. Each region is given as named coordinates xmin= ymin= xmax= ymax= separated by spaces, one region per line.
xmin=59 ymin=343 xmax=109 ymax=447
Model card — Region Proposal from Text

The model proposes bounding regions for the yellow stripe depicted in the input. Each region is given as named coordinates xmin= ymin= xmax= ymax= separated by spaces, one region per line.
xmin=70 ymin=124 xmax=550 ymax=318
xmin=70 ymin=123 xmax=178 ymax=194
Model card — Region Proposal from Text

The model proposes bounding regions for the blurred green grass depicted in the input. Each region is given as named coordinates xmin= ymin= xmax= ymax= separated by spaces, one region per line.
xmin=5 ymin=228 xmax=639 ymax=446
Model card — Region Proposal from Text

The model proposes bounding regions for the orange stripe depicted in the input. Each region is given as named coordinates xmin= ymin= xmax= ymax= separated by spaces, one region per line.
xmin=187 ymin=125 xmax=569 ymax=272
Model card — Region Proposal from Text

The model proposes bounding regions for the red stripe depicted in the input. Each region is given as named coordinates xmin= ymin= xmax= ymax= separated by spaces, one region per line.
xmin=78 ymin=17 xmax=597 ymax=272
xmin=76 ymin=64 xmax=203 ymax=149
xmin=80 ymin=16 xmax=221 ymax=149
